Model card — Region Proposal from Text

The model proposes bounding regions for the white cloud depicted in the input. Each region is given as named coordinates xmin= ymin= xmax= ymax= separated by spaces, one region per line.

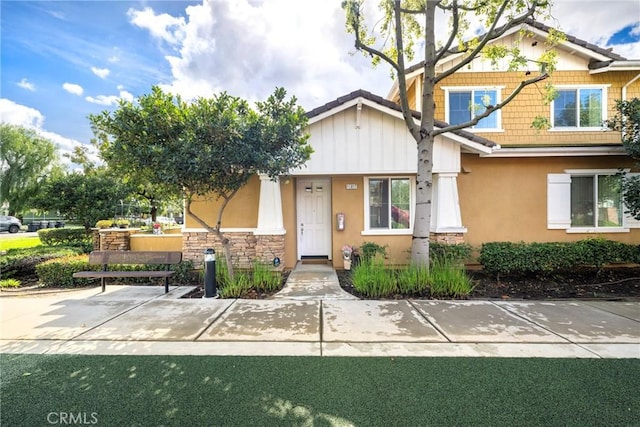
xmin=0 ymin=98 xmax=44 ymax=128
xmin=85 ymin=89 xmax=134 ymax=106
xmin=17 ymin=78 xmax=36 ymax=91
xmin=136 ymin=0 xmax=391 ymax=110
xmin=63 ymin=83 xmax=84 ymax=96
xmin=127 ymin=6 xmax=186 ymax=45
xmin=0 ymin=98 xmax=98 ymax=169
xmin=546 ymin=1 xmax=640 ymax=59
xmin=91 ymin=66 xmax=110 ymax=78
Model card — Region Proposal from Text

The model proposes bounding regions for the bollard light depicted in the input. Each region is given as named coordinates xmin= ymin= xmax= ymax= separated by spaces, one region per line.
xmin=203 ymin=248 xmax=217 ymax=298
xmin=204 ymin=248 xmax=216 ymax=262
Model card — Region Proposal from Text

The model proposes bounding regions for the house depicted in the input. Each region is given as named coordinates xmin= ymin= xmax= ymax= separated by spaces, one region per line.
xmin=182 ymin=20 xmax=639 ymax=269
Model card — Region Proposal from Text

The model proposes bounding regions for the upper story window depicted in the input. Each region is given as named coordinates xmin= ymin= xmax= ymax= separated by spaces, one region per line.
xmin=443 ymin=87 xmax=502 ymax=131
xmin=366 ymin=177 xmax=413 ymax=232
xmin=551 ymin=86 xmax=608 ymax=130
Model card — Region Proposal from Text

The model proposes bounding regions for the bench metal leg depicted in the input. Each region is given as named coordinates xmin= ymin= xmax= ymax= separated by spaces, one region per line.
xmin=164 ymin=277 xmax=169 ymax=294
xmin=101 ymin=277 xmax=106 ymax=293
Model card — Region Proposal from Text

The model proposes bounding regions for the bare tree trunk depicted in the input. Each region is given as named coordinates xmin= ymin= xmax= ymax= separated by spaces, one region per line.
xmin=411 ymin=135 xmax=434 ymax=265
xmin=411 ymin=1 xmax=437 ymax=266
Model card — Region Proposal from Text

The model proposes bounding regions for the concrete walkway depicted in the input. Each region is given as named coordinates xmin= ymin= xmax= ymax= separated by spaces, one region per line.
xmin=1 ymin=264 xmax=639 ymax=358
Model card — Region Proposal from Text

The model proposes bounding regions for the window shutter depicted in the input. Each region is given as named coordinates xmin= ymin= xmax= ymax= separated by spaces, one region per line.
xmin=623 ymin=173 xmax=640 ymax=228
xmin=547 ymin=174 xmax=571 ymax=229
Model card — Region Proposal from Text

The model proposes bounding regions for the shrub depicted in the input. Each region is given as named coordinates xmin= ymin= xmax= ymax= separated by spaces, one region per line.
xmin=359 ymin=241 xmax=388 ymax=263
xmin=0 ymin=278 xmax=21 ymax=288
xmin=172 ymin=260 xmax=198 ymax=285
xmin=1 ymin=246 xmax=84 ymax=279
xmin=95 ymin=219 xmax=115 ymax=229
xmin=219 ymin=272 xmax=252 ymax=298
xmin=252 ymin=261 xmax=282 ymax=292
xmin=479 ymin=239 xmax=640 ymax=276
xmin=351 ymin=259 xmax=396 ymax=298
xmin=396 ymin=263 xmax=429 ymax=295
xmin=38 ymin=228 xmax=92 ymax=247
xmin=429 ymin=257 xmax=474 ymax=298
xmin=139 ymin=260 xmax=198 ymax=285
xmin=430 ymin=242 xmax=473 ymax=263
xmin=36 ymin=255 xmax=95 ymax=287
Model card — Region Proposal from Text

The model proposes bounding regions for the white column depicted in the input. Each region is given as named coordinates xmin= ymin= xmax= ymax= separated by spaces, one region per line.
xmin=255 ymin=174 xmax=286 ymax=235
xmin=431 ymin=173 xmax=467 ymax=233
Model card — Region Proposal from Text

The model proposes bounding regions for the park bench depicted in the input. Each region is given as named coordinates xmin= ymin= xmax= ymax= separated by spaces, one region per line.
xmin=73 ymin=251 xmax=183 ymax=293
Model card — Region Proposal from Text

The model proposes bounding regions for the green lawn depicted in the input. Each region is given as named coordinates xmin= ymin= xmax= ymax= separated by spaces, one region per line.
xmin=0 ymin=236 xmax=41 ymax=251
xmin=1 ymin=355 xmax=638 ymax=426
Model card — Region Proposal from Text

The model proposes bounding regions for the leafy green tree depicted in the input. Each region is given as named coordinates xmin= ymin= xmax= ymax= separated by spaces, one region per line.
xmin=343 ymin=0 xmax=562 ymax=265
xmin=32 ymin=170 xmax=133 ymax=230
xmin=607 ymin=98 xmax=640 ymax=220
xmin=0 ymin=124 xmax=59 ymax=215
xmin=90 ymin=86 xmax=312 ymax=277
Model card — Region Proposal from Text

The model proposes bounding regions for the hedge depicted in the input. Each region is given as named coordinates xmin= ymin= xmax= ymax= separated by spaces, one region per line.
xmin=0 ymin=246 xmax=85 ymax=279
xmin=36 ymin=255 xmax=95 ymax=287
xmin=478 ymin=239 xmax=640 ymax=276
xmin=35 ymin=257 xmax=197 ymax=288
xmin=38 ymin=228 xmax=92 ymax=247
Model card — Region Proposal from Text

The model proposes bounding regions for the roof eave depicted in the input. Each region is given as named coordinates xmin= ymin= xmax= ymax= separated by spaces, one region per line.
xmin=589 ymin=61 xmax=640 ymax=74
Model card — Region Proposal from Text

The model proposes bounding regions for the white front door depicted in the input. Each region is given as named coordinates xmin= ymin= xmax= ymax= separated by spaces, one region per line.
xmin=297 ymin=179 xmax=331 ymax=258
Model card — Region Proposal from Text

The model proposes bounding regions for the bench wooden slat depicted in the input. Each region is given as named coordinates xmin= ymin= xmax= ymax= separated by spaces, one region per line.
xmin=88 ymin=251 xmax=182 ymax=265
xmin=74 ymin=250 xmax=183 ymax=294
xmin=73 ymin=271 xmax=175 ymax=279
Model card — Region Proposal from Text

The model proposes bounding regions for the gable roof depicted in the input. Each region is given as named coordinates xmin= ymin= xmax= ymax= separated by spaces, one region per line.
xmin=388 ymin=19 xmax=637 ymax=99
xmin=306 ymin=89 xmax=498 ymax=152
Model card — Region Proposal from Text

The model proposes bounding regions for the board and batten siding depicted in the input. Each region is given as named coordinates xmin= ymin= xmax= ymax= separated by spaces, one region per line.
xmin=296 ymin=103 xmax=460 ymax=175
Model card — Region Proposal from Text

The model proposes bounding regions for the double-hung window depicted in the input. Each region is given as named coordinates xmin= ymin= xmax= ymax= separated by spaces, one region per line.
xmin=366 ymin=177 xmax=413 ymax=232
xmin=551 ymin=86 xmax=607 ymax=129
xmin=444 ymin=87 xmax=501 ymax=130
xmin=547 ymin=170 xmax=639 ymax=232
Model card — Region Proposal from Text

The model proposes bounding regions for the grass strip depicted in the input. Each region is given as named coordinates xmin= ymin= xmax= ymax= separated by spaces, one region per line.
xmin=1 ymin=355 xmax=638 ymax=426
xmin=0 ymin=236 xmax=41 ymax=251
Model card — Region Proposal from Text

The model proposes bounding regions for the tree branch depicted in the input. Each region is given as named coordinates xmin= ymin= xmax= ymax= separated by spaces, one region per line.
xmin=433 ymin=72 xmax=549 ymax=136
xmin=351 ymin=8 xmax=400 ymax=74
xmin=435 ymin=1 xmax=460 ymax=63
xmin=435 ymin=0 xmax=546 ymax=84
xmin=437 ymin=0 xmax=488 ymax=12
xmin=393 ymin=0 xmax=420 ymax=139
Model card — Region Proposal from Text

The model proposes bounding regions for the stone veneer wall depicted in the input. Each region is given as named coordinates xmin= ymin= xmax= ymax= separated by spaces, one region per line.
xmin=182 ymin=230 xmax=285 ymax=269
xmin=429 ymin=232 xmax=465 ymax=245
xmin=93 ymin=228 xmax=139 ymax=251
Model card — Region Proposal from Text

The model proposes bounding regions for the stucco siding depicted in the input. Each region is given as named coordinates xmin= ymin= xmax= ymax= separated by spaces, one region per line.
xmin=458 ymin=154 xmax=640 ymax=248
xmin=185 ymin=174 xmax=261 ymax=229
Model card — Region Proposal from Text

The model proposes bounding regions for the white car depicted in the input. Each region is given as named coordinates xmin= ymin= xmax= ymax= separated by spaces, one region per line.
xmin=0 ymin=215 xmax=22 ymax=233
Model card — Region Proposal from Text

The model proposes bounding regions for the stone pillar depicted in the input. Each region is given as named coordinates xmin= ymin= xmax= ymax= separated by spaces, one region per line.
xmin=98 ymin=228 xmax=137 ymax=251
xmin=255 ymin=234 xmax=285 ymax=271
xmin=182 ymin=230 xmax=257 ymax=268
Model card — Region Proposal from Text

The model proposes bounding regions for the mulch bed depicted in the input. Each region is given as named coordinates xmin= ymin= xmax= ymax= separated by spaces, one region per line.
xmin=337 ymin=266 xmax=640 ymax=300
xmin=6 ymin=267 xmax=639 ymax=300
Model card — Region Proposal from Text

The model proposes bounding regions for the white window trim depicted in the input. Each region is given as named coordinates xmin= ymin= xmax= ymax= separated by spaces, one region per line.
xmin=363 ymin=176 xmax=415 ymax=235
xmin=442 ymin=86 xmax=504 ymax=131
xmin=547 ymin=169 xmax=635 ymax=233
xmin=550 ymin=85 xmax=610 ymax=131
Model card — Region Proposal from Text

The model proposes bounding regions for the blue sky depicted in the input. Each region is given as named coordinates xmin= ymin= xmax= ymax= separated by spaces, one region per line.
xmin=1 ymin=0 xmax=639 ymax=168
